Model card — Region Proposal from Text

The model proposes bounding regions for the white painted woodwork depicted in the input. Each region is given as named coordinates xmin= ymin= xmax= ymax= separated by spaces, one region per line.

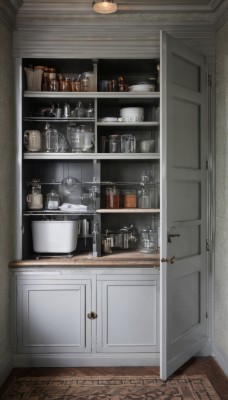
xmin=97 ymin=275 xmax=159 ymax=353
xmin=12 ymin=268 xmax=160 ymax=365
xmin=160 ymin=31 xmax=208 ymax=380
xmin=16 ymin=278 xmax=92 ymax=353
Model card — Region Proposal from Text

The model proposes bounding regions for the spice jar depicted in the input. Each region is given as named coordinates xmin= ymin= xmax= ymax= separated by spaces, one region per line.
xmin=122 ymin=189 xmax=137 ymax=208
xmin=106 ymin=187 xmax=120 ymax=208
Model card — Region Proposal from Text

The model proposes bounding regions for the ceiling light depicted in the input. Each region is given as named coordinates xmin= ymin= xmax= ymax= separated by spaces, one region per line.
xmin=92 ymin=0 xmax=118 ymax=14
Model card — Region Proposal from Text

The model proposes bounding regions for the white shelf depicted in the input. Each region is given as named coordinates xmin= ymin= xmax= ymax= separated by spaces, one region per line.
xmin=24 ymin=91 xmax=160 ymax=99
xmin=23 ymin=152 xmax=160 ymax=160
xmin=97 ymin=208 xmax=160 ymax=213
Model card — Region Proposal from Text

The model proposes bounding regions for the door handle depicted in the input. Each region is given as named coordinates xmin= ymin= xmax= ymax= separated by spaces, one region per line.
xmin=87 ymin=311 xmax=97 ymax=320
xmin=161 ymin=256 xmax=176 ymax=264
xmin=168 ymin=234 xmax=180 ymax=243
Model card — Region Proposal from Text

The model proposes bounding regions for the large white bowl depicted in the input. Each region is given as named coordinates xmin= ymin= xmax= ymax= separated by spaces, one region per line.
xmin=129 ymin=84 xmax=154 ymax=92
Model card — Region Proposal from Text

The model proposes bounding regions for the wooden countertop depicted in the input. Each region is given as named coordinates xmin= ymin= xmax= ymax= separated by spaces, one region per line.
xmin=9 ymin=251 xmax=160 ymax=268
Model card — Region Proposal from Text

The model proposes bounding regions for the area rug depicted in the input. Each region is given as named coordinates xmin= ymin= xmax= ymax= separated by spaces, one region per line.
xmin=0 ymin=375 xmax=220 ymax=400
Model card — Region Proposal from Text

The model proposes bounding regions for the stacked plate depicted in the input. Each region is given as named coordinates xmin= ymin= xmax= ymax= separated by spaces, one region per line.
xmin=120 ymin=107 xmax=144 ymax=123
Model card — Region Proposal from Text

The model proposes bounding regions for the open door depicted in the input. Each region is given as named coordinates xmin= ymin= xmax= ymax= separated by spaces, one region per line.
xmin=160 ymin=31 xmax=208 ymax=380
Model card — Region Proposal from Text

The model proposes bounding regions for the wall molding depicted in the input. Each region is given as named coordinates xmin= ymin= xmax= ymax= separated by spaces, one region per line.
xmin=0 ymin=352 xmax=13 ymax=387
xmin=0 ymin=0 xmax=21 ymax=29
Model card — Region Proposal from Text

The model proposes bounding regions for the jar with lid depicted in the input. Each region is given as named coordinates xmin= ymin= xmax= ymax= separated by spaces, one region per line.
xmin=106 ymin=186 xmax=120 ymax=208
xmin=138 ymin=188 xmax=150 ymax=208
xmin=140 ymin=227 xmax=158 ymax=253
xmin=26 ymin=179 xmax=43 ymax=210
xmin=45 ymin=190 xmax=60 ymax=210
xmin=72 ymin=101 xmax=86 ymax=118
xmin=122 ymin=189 xmax=137 ymax=208
xmin=121 ymin=135 xmax=136 ymax=153
xmin=109 ymin=135 xmax=121 ymax=153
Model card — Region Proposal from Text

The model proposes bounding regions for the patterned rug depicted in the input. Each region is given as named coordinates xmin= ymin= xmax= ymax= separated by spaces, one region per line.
xmin=0 ymin=374 xmax=220 ymax=399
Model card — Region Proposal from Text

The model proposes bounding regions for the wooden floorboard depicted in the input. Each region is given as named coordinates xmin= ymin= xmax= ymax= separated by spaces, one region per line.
xmin=0 ymin=357 xmax=228 ymax=399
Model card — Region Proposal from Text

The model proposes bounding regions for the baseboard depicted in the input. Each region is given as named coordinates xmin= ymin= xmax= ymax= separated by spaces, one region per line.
xmin=211 ymin=343 xmax=228 ymax=376
xmin=0 ymin=352 xmax=13 ymax=386
xmin=197 ymin=338 xmax=213 ymax=356
xmin=13 ymin=353 xmax=160 ymax=368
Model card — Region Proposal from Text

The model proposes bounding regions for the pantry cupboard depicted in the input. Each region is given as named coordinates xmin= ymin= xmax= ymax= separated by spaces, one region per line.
xmin=11 ymin=31 xmax=209 ymax=380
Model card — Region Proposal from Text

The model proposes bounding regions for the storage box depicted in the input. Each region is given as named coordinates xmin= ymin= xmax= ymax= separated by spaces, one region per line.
xmin=32 ymin=220 xmax=79 ymax=253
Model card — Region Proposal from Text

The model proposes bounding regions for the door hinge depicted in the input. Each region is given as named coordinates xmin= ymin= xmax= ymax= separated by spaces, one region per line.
xmin=206 ymin=239 xmax=210 ymax=251
xmin=206 ymin=159 xmax=209 ymax=170
xmin=208 ymin=73 xmax=212 ymax=87
xmin=206 ymin=312 xmax=208 ymax=319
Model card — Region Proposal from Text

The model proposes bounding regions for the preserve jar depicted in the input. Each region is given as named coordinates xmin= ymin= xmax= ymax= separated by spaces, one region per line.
xmin=106 ymin=187 xmax=120 ymax=208
xmin=122 ymin=189 xmax=137 ymax=208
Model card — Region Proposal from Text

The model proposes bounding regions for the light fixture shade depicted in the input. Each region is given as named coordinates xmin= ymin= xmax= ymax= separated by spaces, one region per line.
xmin=92 ymin=0 xmax=118 ymax=14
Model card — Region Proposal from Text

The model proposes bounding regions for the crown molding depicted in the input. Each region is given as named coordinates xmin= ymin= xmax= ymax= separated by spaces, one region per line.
xmin=0 ymin=0 xmax=22 ymax=29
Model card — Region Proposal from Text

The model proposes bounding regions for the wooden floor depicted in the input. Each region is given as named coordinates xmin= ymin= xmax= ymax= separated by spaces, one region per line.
xmin=1 ymin=356 xmax=228 ymax=399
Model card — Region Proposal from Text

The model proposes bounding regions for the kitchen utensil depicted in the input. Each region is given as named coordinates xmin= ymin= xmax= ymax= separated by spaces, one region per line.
xmin=24 ymin=130 xmax=42 ymax=152
xmin=140 ymin=227 xmax=158 ymax=253
xmin=26 ymin=179 xmax=43 ymax=210
xmin=41 ymin=124 xmax=59 ymax=152
xmin=140 ymin=139 xmax=155 ymax=153
xmin=32 ymin=220 xmax=79 ymax=253
xmin=67 ymin=124 xmax=94 ymax=152
xmin=45 ymin=190 xmax=60 ymax=210
xmin=121 ymin=134 xmax=136 ymax=153
xmin=106 ymin=186 xmax=120 ymax=208
xmin=109 ymin=135 xmax=121 ymax=153
xmin=61 ymin=176 xmax=79 ymax=195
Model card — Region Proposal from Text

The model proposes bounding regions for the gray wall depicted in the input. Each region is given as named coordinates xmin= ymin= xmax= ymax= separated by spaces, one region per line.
xmin=0 ymin=20 xmax=15 ymax=380
xmin=215 ymin=20 xmax=228 ymax=361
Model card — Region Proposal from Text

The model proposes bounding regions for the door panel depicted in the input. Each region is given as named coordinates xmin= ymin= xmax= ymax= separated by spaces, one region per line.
xmin=97 ymin=275 xmax=160 ymax=353
xmin=160 ymin=31 xmax=208 ymax=380
xmin=17 ymin=281 xmax=92 ymax=353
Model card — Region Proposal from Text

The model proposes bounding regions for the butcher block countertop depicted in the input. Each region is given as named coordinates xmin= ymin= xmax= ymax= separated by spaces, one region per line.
xmin=9 ymin=251 xmax=160 ymax=268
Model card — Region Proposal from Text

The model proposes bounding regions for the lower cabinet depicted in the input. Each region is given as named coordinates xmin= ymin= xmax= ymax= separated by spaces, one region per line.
xmin=12 ymin=267 xmax=159 ymax=366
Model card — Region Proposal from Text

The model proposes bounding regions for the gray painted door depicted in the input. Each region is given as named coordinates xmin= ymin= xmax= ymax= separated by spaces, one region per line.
xmin=160 ymin=31 xmax=208 ymax=380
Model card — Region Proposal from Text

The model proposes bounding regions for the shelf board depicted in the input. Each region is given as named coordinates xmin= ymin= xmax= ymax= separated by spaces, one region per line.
xmin=23 ymin=210 xmax=95 ymax=216
xmin=97 ymin=208 xmax=160 ymax=213
xmin=97 ymin=121 xmax=159 ymax=127
xmin=23 ymin=152 xmax=160 ymax=160
xmin=24 ymin=91 xmax=160 ymax=99
xmin=24 ymin=117 xmax=95 ymax=122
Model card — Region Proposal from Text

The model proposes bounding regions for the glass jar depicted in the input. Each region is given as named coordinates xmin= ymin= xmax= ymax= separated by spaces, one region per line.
xmin=45 ymin=190 xmax=60 ymax=210
xmin=121 ymin=135 xmax=136 ymax=153
xmin=140 ymin=227 xmax=158 ymax=253
xmin=109 ymin=135 xmax=121 ymax=153
xmin=106 ymin=186 xmax=120 ymax=208
xmin=72 ymin=101 xmax=86 ymax=118
xmin=122 ymin=189 xmax=137 ymax=208
xmin=86 ymin=103 xmax=94 ymax=118
xmin=138 ymin=188 xmax=150 ymax=208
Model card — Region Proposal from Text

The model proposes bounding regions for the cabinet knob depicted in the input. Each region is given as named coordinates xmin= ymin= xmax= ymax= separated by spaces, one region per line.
xmin=87 ymin=311 xmax=97 ymax=320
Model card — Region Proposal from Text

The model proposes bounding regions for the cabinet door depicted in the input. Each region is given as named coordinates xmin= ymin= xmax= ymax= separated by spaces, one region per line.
xmin=17 ymin=279 xmax=92 ymax=353
xmin=160 ymin=31 xmax=208 ymax=379
xmin=97 ymin=274 xmax=159 ymax=353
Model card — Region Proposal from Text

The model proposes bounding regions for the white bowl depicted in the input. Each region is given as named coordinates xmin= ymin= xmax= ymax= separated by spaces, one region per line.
xmin=129 ymin=84 xmax=154 ymax=92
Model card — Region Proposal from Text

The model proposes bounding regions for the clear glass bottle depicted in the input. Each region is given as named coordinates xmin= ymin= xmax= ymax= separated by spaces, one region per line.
xmin=73 ymin=101 xmax=86 ymax=118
